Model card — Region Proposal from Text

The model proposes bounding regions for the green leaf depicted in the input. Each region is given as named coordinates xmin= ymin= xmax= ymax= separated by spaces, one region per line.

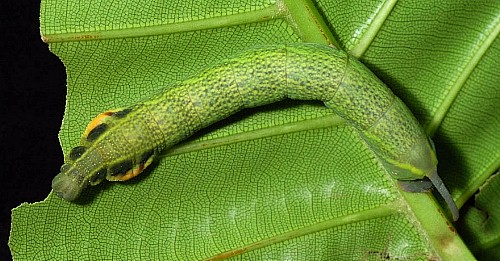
xmin=458 ymin=172 xmax=500 ymax=260
xmin=10 ymin=0 xmax=499 ymax=259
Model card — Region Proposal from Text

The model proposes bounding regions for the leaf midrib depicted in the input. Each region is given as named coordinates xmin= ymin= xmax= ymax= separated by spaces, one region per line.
xmin=204 ymin=203 xmax=399 ymax=260
xmin=426 ymin=14 xmax=500 ymax=136
xmin=162 ymin=114 xmax=345 ymax=158
xmin=41 ymin=4 xmax=282 ymax=43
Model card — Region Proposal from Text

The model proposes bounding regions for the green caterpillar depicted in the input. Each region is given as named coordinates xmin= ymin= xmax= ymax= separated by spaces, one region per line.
xmin=52 ymin=43 xmax=459 ymax=220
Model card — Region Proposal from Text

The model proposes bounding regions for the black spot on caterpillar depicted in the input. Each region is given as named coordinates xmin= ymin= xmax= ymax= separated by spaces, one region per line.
xmin=111 ymin=108 xmax=132 ymax=118
xmin=86 ymin=123 xmax=108 ymax=142
xmin=51 ymin=43 xmax=458 ymax=221
xmin=89 ymin=168 xmax=107 ymax=185
xmin=69 ymin=146 xmax=87 ymax=162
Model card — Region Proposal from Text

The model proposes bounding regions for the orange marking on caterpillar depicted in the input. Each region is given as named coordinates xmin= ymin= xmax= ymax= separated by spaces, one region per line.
xmin=83 ymin=109 xmax=120 ymax=137
xmin=114 ymin=155 xmax=155 ymax=181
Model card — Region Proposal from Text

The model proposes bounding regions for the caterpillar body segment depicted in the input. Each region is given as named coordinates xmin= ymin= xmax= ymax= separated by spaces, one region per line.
xmin=51 ymin=43 xmax=458 ymax=220
xmin=52 ymin=107 xmax=158 ymax=201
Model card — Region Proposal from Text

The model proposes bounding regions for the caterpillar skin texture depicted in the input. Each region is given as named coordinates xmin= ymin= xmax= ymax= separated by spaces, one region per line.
xmin=52 ymin=43 xmax=458 ymax=220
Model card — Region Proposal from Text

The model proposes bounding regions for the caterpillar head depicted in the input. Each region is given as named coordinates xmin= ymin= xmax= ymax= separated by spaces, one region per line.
xmin=52 ymin=163 xmax=88 ymax=201
xmin=52 ymin=109 xmax=124 ymax=201
xmin=52 ymin=145 xmax=108 ymax=201
xmin=52 ymin=107 xmax=157 ymax=201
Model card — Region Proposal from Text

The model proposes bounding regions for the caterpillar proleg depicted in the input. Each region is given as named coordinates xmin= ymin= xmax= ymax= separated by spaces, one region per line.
xmin=51 ymin=43 xmax=459 ymax=221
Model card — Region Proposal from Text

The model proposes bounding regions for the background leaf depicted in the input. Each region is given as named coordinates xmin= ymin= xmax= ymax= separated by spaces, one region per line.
xmin=458 ymin=172 xmax=500 ymax=260
xmin=9 ymin=0 xmax=499 ymax=259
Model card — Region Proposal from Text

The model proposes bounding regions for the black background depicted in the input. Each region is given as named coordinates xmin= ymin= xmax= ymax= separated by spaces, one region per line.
xmin=1 ymin=0 xmax=66 ymax=259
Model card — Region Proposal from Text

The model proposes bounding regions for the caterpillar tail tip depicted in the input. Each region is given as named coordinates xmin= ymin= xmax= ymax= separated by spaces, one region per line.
xmin=428 ymin=169 xmax=459 ymax=221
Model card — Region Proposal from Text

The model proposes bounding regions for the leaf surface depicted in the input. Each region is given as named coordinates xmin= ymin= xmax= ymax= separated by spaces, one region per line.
xmin=459 ymin=172 xmax=500 ymax=260
xmin=10 ymin=0 xmax=500 ymax=259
